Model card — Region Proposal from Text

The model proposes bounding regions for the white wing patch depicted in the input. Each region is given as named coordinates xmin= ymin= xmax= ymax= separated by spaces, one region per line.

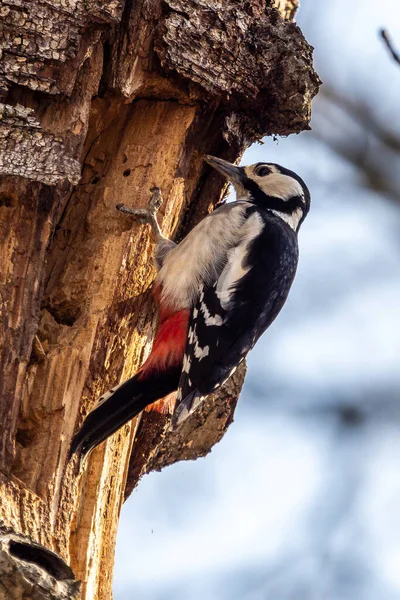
xmin=216 ymin=211 xmax=264 ymax=310
xmin=200 ymin=300 xmax=224 ymax=326
xmin=194 ymin=343 xmax=209 ymax=360
xmin=182 ymin=353 xmax=191 ymax=373
xmin=187 ymin=319 xmax=209 ymax=361
xmin=245 ymin=166 xmax=305 ymax=201
xmin=175 ymin=208 xmax=263 ymax=422
xmin=188 ymin=326 xmax=195 ymax=344
xmin=156 ymin=203 xmax=251 ymax=310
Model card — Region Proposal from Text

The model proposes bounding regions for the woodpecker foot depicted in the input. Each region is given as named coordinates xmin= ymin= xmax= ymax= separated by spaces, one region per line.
xmin=148 ymin=186 xmax=163 ymax=213
xmin=116 ymin=187 xmax=164 ymax=237
xmin=116 ymin=187 xmax=163 ymax=221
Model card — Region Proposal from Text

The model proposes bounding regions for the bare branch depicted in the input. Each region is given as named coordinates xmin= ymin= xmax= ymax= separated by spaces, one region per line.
xmin=380 ymin=29 xmax=400 ymax=66
xmin=321 ymin=86 xmax=400 ymax=154
xmin=312 ymin=88 xmax=400 ymax=203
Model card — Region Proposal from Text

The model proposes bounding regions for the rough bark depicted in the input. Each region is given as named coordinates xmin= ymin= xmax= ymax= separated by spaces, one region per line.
xmin=0 ymin=527 xmax=80 ymax=600
xmin=0 ymin=1 xmax=320 ymax=598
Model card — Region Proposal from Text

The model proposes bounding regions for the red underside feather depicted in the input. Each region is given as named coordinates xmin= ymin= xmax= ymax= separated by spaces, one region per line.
xmin=138 ymin=284 xmax=189 ymax=378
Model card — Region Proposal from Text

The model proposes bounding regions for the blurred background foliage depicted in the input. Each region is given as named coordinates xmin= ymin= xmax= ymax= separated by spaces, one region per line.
xmin=114 ymin=1 xmax=400 ymax=598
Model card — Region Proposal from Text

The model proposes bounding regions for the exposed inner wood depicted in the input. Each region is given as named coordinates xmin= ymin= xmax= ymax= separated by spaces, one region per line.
xmin=0 ymin=1 xmax=320 ymax=598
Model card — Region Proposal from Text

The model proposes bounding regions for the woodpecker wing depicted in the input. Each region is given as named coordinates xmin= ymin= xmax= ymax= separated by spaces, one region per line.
xmin=172 ymin=210 xmax=299 ymax=426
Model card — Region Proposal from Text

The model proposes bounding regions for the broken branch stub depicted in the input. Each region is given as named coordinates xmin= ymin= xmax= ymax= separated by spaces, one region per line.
xmin=0 ymin=527 xmax=80 ymax=600
xmin=155 ymin=1 xmax=321 ymax=143
xmin=125 ymin=362 xmax=247 ymax=498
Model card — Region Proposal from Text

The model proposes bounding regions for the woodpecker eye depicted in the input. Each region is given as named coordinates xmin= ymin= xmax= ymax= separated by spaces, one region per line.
xmin=255 ymin=165 xmax=271 ymax=177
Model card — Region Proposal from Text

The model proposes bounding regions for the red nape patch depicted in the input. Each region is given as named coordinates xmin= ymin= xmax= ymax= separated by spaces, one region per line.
xmin=138 ymin=308 xmax=190 ymax=377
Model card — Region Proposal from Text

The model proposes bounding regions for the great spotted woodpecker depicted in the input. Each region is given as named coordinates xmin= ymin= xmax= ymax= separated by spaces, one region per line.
xmin=69 ymin=156 xmax=310 ymax=459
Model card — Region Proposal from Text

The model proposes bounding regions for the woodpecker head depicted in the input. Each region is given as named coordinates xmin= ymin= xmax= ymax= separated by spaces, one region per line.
xmin=205 ymin=155 xmax=310 ymax=231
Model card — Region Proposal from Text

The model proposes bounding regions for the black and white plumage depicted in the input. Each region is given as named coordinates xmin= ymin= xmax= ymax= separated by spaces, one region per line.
xmin=69 ymin=156 xmax=310 ymax=459
xmin=172 ymin=160 xmax=308 ymax=425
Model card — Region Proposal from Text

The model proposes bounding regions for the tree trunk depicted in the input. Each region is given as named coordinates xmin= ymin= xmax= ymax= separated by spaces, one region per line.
xmin=0 ymin=1 xmax=319 ymax=598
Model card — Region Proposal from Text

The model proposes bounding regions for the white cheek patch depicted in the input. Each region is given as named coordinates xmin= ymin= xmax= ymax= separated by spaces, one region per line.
xmin=245 ymin=166 xmax=304 ymax=202
xmin=258 ymin=173 xmax=305 ymax=201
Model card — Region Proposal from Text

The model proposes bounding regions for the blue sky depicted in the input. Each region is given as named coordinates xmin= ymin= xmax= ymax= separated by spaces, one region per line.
xmin=114 ymin=1 xmax=400 ymax=598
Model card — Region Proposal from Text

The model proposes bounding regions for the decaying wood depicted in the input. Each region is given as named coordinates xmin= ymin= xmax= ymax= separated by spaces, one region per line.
xmin=0 ymin=0 xmax=320 ymax=598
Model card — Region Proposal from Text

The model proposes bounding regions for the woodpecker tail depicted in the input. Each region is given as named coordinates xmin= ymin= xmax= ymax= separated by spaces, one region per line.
xmin=69 ymin=300 xmax=190 ymax=460
xmin=69 ymin=366 xmax=181 ymax=459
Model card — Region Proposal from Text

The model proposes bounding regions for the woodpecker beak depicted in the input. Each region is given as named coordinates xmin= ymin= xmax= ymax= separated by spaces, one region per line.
xmin=204 ymin=155 xmax=243 ymax=186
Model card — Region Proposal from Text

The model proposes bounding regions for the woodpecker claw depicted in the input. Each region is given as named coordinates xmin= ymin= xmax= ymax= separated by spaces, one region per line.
xmin=148 ymin=187 xmax=163 ymax=213
xmin=116 ymin=187 xmax=164 ymax=238
xmin=116 ymin=207 xmax=152 ymax=224
xmin=116 ymin=204 xmax=144 ymax=218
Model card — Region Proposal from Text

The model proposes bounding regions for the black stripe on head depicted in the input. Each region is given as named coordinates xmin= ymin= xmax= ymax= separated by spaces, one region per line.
xmin=239 ymin=164 xmax=311 ymax=224
xmin=269 ymin=164 xmax=311 ymax=211
xmin=241 ymin=175 xmax=304 ymax=213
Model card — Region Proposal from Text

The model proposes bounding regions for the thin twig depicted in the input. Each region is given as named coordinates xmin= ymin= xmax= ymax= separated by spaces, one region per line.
xmin=380 ymin=29 xmax=400 ymax=66
xmin=321 ymin=85 xmax=400 ymax=154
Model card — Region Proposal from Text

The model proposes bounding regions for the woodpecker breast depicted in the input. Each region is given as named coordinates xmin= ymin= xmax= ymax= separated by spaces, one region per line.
xmin=156 ymin=202 xmax=252 ymax=311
